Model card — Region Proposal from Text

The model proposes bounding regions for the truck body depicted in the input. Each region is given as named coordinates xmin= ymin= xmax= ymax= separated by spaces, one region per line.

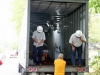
xmin=18 ymin=0 xmax=89 ymax=75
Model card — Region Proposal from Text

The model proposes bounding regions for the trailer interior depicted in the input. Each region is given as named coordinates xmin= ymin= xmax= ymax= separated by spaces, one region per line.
xmin=29 ymin=0 xmax=87 ymax=67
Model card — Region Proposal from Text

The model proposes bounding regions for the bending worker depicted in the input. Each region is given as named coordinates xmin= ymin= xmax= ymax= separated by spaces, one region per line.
xmin=69 ymin=30 xmax=86 ymax=66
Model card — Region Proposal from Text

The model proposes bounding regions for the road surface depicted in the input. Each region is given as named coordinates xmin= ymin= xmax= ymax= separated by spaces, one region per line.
xmin=0 ymin=57 xmax=21 ymax=75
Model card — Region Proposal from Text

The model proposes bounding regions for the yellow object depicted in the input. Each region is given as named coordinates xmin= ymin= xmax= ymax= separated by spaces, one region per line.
xmin=42 ymin=53 xmax=47 ymax=61
xmin=54 ymin=59 xmax=66 ymax=75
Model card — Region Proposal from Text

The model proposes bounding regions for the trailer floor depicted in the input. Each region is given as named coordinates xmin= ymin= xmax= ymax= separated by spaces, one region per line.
xmin=30 ymin=64 xmax=84 ymax=67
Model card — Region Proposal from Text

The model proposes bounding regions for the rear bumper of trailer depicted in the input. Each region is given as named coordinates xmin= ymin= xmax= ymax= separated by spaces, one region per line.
xmin=25 ymin=65 xmax=89 ymax=73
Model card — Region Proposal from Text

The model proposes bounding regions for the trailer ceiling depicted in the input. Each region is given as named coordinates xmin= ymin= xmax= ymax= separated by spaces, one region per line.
xmin=30 ymin=1 xmax=83 ymax=27
xmin=31 ymin=1 xmax=83 ymax=14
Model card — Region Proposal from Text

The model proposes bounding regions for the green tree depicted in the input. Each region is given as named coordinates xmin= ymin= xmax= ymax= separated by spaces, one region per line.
xmin=89 ymin=0 xmax=100 ymax=13
xmin=11 ymin=0 xmax=26 ymax=35
xmin=89 ymin=56 xmax=100 ymax=75
xmin=11 ymin=41 xmax=18 ymax=50
xmin=89 ymin=0 xmax=100 ymax=43
xmin=88 ymin=14 xmax=100 ymax=43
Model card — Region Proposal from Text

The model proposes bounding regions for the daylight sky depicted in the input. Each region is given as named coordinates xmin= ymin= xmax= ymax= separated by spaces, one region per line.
xmin=0 ymin=0 xmax=17 ymax=47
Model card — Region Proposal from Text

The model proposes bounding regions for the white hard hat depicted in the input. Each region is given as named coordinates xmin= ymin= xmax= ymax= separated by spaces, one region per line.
xmin=37 ymin=26 xmax=43 ymax=32
xmin=75 ymin=30 xmax=82 ymax=37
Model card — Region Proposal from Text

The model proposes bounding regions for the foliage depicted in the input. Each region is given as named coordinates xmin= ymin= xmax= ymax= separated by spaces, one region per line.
xmin=84 ymin=73 xmax=95 ymax=75
xmin=89 ymin=0 xmax=100 ymax=13
xmin=0 ymin=46 xmax=4 ymax=53
xmin=11 ymin=41 xmax=18 ymax=50
xmin=88 ymin=14 xmax=100 ymax=43
xmin=89 ymin=0 xmax=100 ymax=43
xmin=11 ymin=0 xmax=26 ymax=35
xmin=89 ymin=56 xmax=100 ymax=75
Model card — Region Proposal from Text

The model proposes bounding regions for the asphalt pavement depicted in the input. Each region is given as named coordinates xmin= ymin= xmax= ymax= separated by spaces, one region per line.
xmin=0 ymin=57 xmax=21 ymax=75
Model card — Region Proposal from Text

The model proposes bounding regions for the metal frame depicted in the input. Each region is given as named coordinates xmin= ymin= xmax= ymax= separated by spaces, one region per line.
xmin=31 ymin=0 xmax=89 ymax=3
xmin=23 ymin=0 xmax=89 ymax=74
xmin=26 ymin=0 xmax=30 ymax=67
xmin=85 ymin=1 xmax=89 ymax=69
xmin=25 ymin=66 xmax=88 ymax=72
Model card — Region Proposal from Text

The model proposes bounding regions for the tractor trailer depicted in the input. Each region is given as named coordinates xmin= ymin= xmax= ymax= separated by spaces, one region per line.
xmin=18 ymin=0 xmax=89 ymax=75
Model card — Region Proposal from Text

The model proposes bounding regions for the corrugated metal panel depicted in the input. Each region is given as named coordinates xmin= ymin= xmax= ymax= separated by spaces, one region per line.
xmin=62 ymin=4 xmax=87 ymax=59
